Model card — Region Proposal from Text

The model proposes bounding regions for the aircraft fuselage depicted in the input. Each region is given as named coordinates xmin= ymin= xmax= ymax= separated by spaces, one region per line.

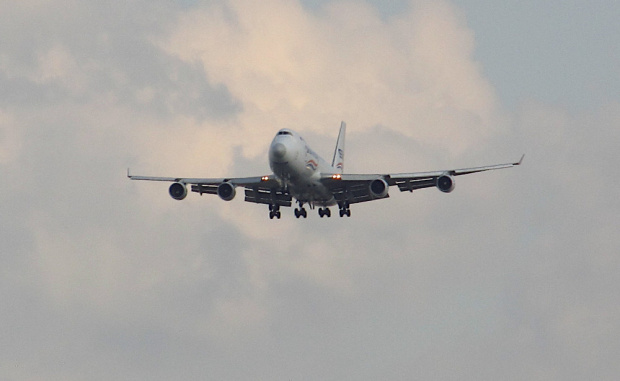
xmin=269 ymin=129 xmax=337 ymax=207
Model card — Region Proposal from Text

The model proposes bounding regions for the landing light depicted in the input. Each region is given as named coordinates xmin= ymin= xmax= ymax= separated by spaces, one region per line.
xmin=261 ymin=176 xmax=270 ymax=181
xmin=332 ymin=174 xmax=342 ymax=180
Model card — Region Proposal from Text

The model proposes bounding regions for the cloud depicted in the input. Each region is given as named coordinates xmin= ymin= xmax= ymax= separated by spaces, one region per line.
xmin=161 ymin=0 xmax=498 ymax=158
xmin=0 ymin=110 xmax=22 ymax=164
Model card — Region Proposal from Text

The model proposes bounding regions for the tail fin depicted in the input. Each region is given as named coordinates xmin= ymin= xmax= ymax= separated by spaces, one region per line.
xmin=331 ymin=121 xmax=346 ymax=173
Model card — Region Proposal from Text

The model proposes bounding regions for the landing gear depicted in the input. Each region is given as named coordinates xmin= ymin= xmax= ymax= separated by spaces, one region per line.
xmin=269 ymin=204 xmax=281 ymax=219
xmin=339 ymin=209 xmax=351 ymax=217
xmin=294 ymin=208 xmax=307 ymax=218
xmin=268 ymin=202 xmax=349 ymax=219
xmin=318 ymin=207 xmax=331 ymax=218
xmin=338 ymin=202 xmax=351 ymax=217
xmin=294 ymin=202 xmax=307 ymax=218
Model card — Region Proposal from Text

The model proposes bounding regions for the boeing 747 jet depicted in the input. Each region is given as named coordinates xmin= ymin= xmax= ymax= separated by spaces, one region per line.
xmin=129 ymin=122 xmax=523 ymax=219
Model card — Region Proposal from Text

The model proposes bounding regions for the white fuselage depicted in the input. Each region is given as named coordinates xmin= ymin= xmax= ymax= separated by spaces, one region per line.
xmin=268 ymin=129 xmax=337 ymax=207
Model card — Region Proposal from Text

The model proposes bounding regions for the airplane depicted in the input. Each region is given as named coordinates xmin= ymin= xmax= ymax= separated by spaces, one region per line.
xmin=128 ymin=122 xmax=523 ymax=219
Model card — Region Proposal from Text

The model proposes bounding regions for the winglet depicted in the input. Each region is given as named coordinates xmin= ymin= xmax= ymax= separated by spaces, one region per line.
xmin=515 ymin=154 xmax=525 ymax=166
xmin=127 ymin=168 xmax=132 ymax=178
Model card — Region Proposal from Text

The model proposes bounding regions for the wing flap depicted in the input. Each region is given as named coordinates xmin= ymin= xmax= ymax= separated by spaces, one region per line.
xmin=322 ymin=178 xmax=389 ymax=205
xmin=392 ymin=177 xmax=437 ymax=192
xmin=334 ymin=186 xmax=389 ymax=205
xmin=191 ymin=184 xmax=218 ymax=195
xmin=244 ymin=188 xmax=292 ymax=207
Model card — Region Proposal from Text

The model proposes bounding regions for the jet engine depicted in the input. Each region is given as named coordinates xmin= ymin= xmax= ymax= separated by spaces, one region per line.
xmin=369 ymin=178 xmax=389 ymax=199
xmin=217 ymin=182 xmax=236 ymax=201
xmin=436 ymin=174 xmax=455 ymax=193
xmin=169 ymin=182 xmax=188 ymax=200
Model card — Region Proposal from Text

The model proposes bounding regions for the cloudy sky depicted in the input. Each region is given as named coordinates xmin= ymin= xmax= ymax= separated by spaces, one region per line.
xmin=1 ymin=0 xmax=619 ymax=379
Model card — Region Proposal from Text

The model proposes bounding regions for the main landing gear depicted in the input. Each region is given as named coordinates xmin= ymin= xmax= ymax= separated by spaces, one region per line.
xmin=318 ymin=201 xmax=351 ymax=218
xmin=268 ymin=202 xmax=351 ymax=219
xmin=339 ymin=202 xmax=351 ymax=217
xmin=294 ymin=202 xmax=307 ymax=219
xmin=269 ymin=204 xmax=281 ymax=219
xmin=319 ymin=206 xmax=350 ymax=218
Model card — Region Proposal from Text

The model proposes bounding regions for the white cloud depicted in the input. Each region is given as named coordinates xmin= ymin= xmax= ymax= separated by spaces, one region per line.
xmin=161 ymin=0 xmax=499 ymax=159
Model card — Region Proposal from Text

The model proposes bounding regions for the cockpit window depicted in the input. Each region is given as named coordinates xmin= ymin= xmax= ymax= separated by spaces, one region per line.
xmin=277 ymin=130 xmax=292 ymax=136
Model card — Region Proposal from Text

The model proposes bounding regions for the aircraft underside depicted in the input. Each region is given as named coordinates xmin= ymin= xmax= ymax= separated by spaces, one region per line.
xmin=269 ymin=184 xmax=351 ymax=219
xmin=269 ymin=201 xmax=351 ymax=219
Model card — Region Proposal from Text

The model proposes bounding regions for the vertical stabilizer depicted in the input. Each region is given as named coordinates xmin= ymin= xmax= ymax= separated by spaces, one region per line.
xmin=331 ymin=121 xmax=346 ymax=173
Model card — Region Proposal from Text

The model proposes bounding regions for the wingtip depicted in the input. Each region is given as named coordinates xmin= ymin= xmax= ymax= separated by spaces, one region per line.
xmin=516 ymin=154 xmax=525 ymax=165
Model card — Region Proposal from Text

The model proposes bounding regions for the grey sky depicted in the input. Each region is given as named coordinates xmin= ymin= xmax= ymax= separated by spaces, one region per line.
xmin=1 ymin=0 xmax=619 ymax=380
xmin=453 ymin=0 xmax=620 ymax=109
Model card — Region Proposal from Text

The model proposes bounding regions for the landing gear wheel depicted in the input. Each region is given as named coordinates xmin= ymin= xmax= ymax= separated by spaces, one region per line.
xmin=295 ymin=208 xmax=307 ymax=218
xmin=295 ymin=201 xmax=308 ymax=219
xmin=339 ymin=204 xmax=351 ymax=217
xmin=269 ymin=204 xmax=281 ymax=219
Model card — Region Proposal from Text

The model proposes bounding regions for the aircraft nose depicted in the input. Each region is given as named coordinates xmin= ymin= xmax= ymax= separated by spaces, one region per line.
xmin=271 ymin=142 xmax=287 ymax=160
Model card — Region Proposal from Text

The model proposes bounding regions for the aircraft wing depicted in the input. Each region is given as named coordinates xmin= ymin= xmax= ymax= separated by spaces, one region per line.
xmin=321 ymin=155 xmax=524 ymax=205
xmin=128 ymin=172 xmax=293 ymax=206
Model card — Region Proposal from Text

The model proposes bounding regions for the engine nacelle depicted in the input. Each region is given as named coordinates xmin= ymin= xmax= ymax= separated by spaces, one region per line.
xmin=217 ymin=182 xmax=236 ymax=201
xmin=169 ymin=182 xmax=188 ymax=200
xmin=369 ymin=178 xmax=389 ymax=199
xmin=436 ymin=174 xmax=455 ymax=193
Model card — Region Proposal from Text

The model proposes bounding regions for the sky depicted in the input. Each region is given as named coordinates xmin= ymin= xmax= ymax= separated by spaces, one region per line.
xmin=1 ymin=0 xmax=619 ymax=380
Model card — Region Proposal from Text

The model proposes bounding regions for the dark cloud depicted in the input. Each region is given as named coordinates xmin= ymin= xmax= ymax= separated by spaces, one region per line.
xmin=0 ymin=1 xmax=239 ymax=120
